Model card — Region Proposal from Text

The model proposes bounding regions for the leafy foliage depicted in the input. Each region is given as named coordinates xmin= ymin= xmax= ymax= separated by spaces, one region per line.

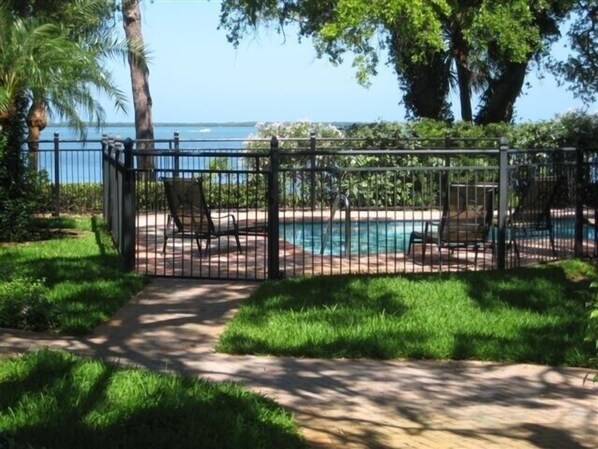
xmin=0 ymin=97 xmax=38 ymax=241
xmin=553 ymin=1 xmax=598 ymax=104
xmin=0 ymin=277 xmax=51 ymax=331
xmin=0 ymin=1 xmax=128 ymax=242
xmin=0 ymin=3 xmax=126 ymax=134
xmin=0 ymin=216 xmax=146 ymax=335
xmin=585 ymin=280 xmax=598 ymax=381
xmin=227 ymin=115 xmax=596 ymax=209
xmin=34 ymin=178 xmax=104 ymax=213
xmin=219 ymin=0 xmax=576 ymax=123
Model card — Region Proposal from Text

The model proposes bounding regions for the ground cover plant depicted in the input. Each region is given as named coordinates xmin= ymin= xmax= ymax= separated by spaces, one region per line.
xmin=218 ymin=259 xmax=598 ymax=367
xmin=0 ymin=350 xmax=305 ymax=449
xmin=0 ymin=216 xmax=146 ymax=335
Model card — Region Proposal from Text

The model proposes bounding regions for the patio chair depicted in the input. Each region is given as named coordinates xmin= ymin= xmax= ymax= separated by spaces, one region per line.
xmin=162 ymin=177 xmax=250 ymax=255
xmin=408 ymin=183 xmax=496 ymax=268
xmin=508 ymin=175 xmax=565 ymax=262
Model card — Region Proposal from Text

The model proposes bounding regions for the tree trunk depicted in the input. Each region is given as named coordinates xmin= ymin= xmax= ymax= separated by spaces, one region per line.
xmin=451 ymin=27 xmax=473 ymax=122
xmin=475 ymin=62 xmax=528 ymax=125
xmin=26 ymin=98 xmax=48 ymax=170
xmin=388 ymin=31 xmax=452 ymax=121
xmin=122 ymin=0 xmax=155 ymax=176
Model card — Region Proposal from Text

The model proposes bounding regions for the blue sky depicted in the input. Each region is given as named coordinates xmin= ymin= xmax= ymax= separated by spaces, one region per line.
xmin=102 ymin=0 xmax=595 ymax=124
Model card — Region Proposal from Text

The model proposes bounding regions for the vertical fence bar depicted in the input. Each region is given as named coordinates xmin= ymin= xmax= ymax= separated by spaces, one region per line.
xmin=497 ymin=137 xmax=509 ymax=270
xmin=110 ymin=140 xmax=118 ymax=238
xmin=310 ymin=132 xmax=316 ymax=210
xmin=102 ymin=135 xmax=109 ymax=224
xmin=268 ymin=136 xmax=281 ymax=279
xmin=122 ymin=138 xmax=136 ymax=271
xmin=173 ymin=131 xmax=180 ymax=178
xmin=52 ymin=132 xmax=60 ymax=217
xmin=575 ymin=141 xmax=584 ymax=257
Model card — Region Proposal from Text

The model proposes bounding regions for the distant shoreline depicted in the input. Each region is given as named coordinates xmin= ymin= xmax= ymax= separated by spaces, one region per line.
xmin=47 ymin=121 xmax=361 ymax=128
xmin=48 ymin=122 xmax=259 ymax=128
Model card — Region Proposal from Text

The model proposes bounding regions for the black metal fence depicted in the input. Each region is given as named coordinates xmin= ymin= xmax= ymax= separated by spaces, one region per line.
xmin=33 ymin=131 xmax=251 ymax=215
xmin=102 ymin=136 xmax=597 ymax=280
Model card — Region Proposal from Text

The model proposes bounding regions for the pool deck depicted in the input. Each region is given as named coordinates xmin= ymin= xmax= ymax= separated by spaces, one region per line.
xmin=135 ymin=208 xmax=592 ymax=279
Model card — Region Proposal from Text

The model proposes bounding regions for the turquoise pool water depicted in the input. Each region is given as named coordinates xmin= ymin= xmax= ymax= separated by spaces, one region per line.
xmin=280 ymin=220 xmax=426 ymax=256
xmin=280 ymin=218 xmax=595 ymax=257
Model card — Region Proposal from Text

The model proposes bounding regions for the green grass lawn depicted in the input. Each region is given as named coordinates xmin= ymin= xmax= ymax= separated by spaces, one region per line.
xmin=0 ymin=216 xmax=147 ymax=335
xmin=217 ymin=259 xmax=598 ymax=367
xmin=0 ymin=350 xmax=305 ymax=449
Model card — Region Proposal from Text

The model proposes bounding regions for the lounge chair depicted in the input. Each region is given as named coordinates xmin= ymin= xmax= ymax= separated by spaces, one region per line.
xmin=408 ymin=183 xmax=496 ymax=268
xmin=508 ymin=176 xmax=565 ymax=262
xmin=162 ymin=177 xmax=256 ymax=255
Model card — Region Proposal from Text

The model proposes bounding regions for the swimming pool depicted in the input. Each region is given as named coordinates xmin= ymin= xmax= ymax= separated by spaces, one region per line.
xmin=280 ymin=217 xmax=595 ymax=257
xmin=280 ymin=220 xmax=426 ymax=256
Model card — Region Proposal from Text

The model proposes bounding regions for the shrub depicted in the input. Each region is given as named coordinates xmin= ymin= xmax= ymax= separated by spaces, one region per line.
xmin=0 ymin=277 xmax=51 ymax=331
xmin=586 ymin=281 xmax=598 ymax=381
xmin=58 ymin=184 xmax=104 ymax=212
xmin=0 ymin=103 xmax=38 ymax=242
xmin=33 ymin=176 xmax=104 ymax=214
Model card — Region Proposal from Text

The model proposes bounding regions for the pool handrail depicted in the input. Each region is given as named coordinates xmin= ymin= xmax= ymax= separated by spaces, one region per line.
xmin=321 ymin=194 xmax=351 ymax=256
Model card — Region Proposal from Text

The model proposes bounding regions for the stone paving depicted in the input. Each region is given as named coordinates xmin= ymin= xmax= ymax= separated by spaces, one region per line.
xmin=1 ymin=278 xmax=597 ymax=448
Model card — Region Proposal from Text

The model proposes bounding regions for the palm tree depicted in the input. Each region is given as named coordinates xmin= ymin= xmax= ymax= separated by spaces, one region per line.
xmin=122 ymin=0 xmax=155 ymax=176
xmin=0 ymin=5 xmax=125 ymax=239
xmin=7 ymin=0 xmax=129 ymax=167
xmin=0 ymin=3 xmax=127 ymax=164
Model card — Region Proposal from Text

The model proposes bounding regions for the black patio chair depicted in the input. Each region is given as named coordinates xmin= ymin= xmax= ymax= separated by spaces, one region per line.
xmin=408 ymin=183 xmax=496 ymax=268
xmin=162 ymin=177 xmax=262 ymax=255
xmin=508 ymin=175 xmax=565 ymax=263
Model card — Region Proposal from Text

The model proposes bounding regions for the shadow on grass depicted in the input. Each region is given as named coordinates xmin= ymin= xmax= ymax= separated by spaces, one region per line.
xmin=0 ymin=216 xmax=147 ymax=335
xmin=0 ymin=350 xmax=305 ymax=449
xmin=458 ymin=265 xmax=590 ymax=313
xmin=90 ymin=215 xmax=106 ymax=256
xmin=221 ymin=328 xmax=430 ymax=359
xmin=220 ymin=263 xmax=597 ymax=366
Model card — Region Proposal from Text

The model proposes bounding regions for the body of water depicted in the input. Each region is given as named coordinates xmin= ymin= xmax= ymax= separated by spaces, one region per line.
xmin=283 ymin=217 xmax=594 ymax=257
xmin=37 ymin=124 xmax=257 ymax=183
xmin=40 ymin=123 xmax=257 ymax=142
xmin=281 ymin=220 xmax=426 ymax=256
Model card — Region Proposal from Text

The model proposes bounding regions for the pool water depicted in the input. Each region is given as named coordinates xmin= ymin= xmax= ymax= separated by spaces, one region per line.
xmin=280 ymin=220 xmax=425 ymax=256
xmin=280 ymin=218 xmax=595 ymax=257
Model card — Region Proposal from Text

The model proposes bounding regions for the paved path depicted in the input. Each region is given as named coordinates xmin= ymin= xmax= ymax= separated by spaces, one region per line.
xmin=1 ymin=279 xmax=597 ymax=448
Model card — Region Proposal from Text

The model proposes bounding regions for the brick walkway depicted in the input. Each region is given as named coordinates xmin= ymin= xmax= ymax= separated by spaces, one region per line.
xmin=1 ymin=279 xmax=596 ymax=448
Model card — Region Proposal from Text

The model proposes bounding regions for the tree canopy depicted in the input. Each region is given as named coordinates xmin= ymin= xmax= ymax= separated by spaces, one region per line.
xmin=554 ymin=1 xmax=598 ymax=104
xmin=219 ymin=0 xmax=581 ymax=123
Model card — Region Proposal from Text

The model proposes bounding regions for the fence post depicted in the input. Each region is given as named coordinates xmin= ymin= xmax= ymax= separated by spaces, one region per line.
xmin=574 ymin=140 xmax=584 ymax=257
xmin=268 ymin=136 xmax=281 ymax=279
xmin=52 ymin=132 xmax=60 ymax=217
xmin=173 ymin=131 xmax=180 ymax=178
xmin=122 ymin=138 xmax=136 ymax=271
xmin=310 ymin=132 xmax=316 ymax=210
xmin=497 ymin=137 xmax=509 ymax=270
